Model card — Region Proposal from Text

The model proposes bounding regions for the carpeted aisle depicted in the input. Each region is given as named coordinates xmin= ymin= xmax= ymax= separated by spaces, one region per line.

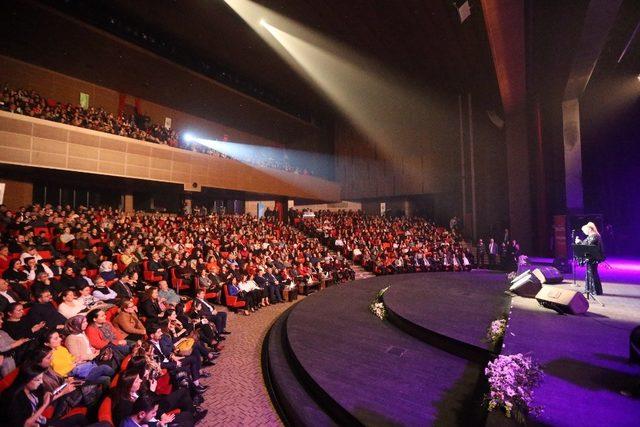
xmin=199 ymin=301 xmax=299 ymax=426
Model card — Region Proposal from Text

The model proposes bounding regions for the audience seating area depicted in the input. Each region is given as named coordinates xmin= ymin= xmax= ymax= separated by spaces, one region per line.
xmin=292 ymin=209 xmax=474 ymax=275
xmin=0 ymin=204 xmax=356 ymax=426
xmin=0 ymin=203 xmax=473 ymax=426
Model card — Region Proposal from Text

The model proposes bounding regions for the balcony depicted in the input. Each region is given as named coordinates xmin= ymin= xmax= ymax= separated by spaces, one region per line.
xmin=0 ymin=111 xmax=340 ymax=202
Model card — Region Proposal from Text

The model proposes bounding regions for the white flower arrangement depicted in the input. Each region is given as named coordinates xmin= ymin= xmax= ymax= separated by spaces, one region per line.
xmin=369 ymin=286 xmax=390 ymax=320
xmin=485 ymin=353 xmax=543 ymax=422
xmin=486 ymin=318 xmax=507 ymax=344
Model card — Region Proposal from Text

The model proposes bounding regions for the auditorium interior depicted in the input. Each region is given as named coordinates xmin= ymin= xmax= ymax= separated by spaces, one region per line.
xmin=0 ymin=1 xmax=639 ymax=426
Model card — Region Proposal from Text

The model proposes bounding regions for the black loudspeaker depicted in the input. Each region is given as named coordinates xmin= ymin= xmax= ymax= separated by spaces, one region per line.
xmin=535 ymin=286 xmax=589 ymax=315
xmin=509 ymin=270 xmax=542 ymax=297
xmin=532 ymin=267 xmax=564 ymax=284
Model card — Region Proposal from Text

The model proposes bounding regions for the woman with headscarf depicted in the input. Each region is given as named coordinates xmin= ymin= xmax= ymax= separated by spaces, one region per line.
xmin=64 ymin=315 xmax=101 ymax=363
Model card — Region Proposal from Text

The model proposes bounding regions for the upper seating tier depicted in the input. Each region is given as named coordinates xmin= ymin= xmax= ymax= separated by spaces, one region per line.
xmin=0 ymin=111 xmax=340 ymax=201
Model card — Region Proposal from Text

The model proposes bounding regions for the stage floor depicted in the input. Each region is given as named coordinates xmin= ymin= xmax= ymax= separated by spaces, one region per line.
xmin=504 ymin=279 xmax=640 ymax=427
xmin=273 ymin=272 xmax=511 ymax=426
xmin=383 ymin=271 xmax=511 ymax=354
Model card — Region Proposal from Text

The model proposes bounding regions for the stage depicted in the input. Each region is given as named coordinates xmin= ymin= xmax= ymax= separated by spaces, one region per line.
xmin=264 ymin=272 xmax=511 ymax=426
xmin=502 ymin=278 xmax=640 ymax=426
xmin=263 ymin=269 xmax=640 ymax=426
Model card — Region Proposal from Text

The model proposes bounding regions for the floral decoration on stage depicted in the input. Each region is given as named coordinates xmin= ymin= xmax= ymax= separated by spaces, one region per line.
xmin=486 ymin=318 xmax=507 ymax=344
xmin=485 ymin=353 xmax=543 ymax=423
xmin=369 ymin=286 xmax=390 ymax=320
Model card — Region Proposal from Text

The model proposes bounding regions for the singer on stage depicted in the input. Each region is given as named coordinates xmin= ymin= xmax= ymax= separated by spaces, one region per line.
xmin=575 ymin=222 xmax=605 ymax=295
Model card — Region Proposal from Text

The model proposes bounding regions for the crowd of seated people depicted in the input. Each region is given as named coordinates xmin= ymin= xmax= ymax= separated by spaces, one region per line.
xmin=0 ymin=203 xmax=354 ymax=426
xmin=292 ymin=209 xmax=474 ymax=275
xmin=1 ymin=85 xmax=315 ymax=176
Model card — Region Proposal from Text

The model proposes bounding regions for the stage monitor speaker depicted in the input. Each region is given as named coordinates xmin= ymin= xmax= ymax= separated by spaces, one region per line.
xmin=535 ymin=286 xmax=589 ymax=315
xmin=532 ymin=267 xmax=564 ymax=284
xmin=509 ymin=270 xmax=541 ymax=298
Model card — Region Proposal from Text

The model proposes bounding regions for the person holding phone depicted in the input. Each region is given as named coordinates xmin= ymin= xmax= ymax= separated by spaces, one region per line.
xmin=9 ymin=365 xmax=87 ymax=427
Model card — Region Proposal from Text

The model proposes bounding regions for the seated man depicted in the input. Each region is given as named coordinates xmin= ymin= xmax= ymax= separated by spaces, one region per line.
xmin=157 ymin=280 xmax=181 ymax=307
xmin=92 ymin=276 xmax=119 ymax=304
xmin=193 ymin=288 xmax=230 ymax=337
xmin=146 ymin=323 xmax=206 ymax=394
xmin=25 ymin=288 xmax=67 ymax=331
xmin=0 ymin=278 xmax=22 ymax=312
xmin=148 ymin=252 xmax=168 ymax=281
xmin=121 ymin=395 xmax=174 ymax=427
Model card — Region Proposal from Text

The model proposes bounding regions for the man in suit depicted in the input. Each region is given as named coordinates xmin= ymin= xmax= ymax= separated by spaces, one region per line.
xmin=255 ymin=269 xmax=282 ymax=303
xmin=83 ymin=245 xmax=100 ymax=269
xmin=112 ymin=273 xmax=135 ymax=300
xmin=476 ymin=239 xmax=486 ymax=268
xmin=265 ymin=266 xmax=285 ymax=299
xmin=148 ymin=252 xmax=168 ymax=281
xmin=194 ymin=288 xmax=229 ymax=337
xmin=0 ymin=278 xmax=21 ymax=312
xmin=50 ymin=257 xmax=66 ymax=277
xmin=488 ymin=238 xmax=498 ymax=269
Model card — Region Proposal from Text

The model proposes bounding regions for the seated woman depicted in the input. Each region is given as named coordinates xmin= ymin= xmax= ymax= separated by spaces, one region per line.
xmin=64 ymin=315 xmax=102 ymax=364
xmin=9 ymin=365 xmax=87 ymax=427
xmin=233 ymin=276 xmax=259 ymax=315
xmin=77 ymin=267 xmax=95 ymax=288
xmin=45 ymin=330 xmax=114 ymax=386
xmin=2 ymin=259 xmax=31 ymax=301
xmin=0 ymin=311 xmax=31 ymax=375
xmin=176 ymin=259 xmax=196 ymax=289
xmin=197 ymin=268 xmax=212 ymax=290
xmin=128 ymin=271 xmax=143 ymax=292
xmin=57 ymin=289 xmax=87 ymax=319
xmin=113 ymin=299 xmax=147 ymax=342
xmin=163 ymin=309 xmax=217 ymax=366
xmin=0 ymin=245 xmax=10 ymax=271
xmin=84 ymin=308 xmax=130 ymax=357
xmin=139 ymin=287 xmax=168 ymax=325
xmin=120 ymin=246 xmax=140 ymax=275
xmin=2 ymin=302 xmax=47 ymax=341
xmin=58 ymin=266 xmax=82 ymax=293
xmin=76 ymin=283 xmax=109 ymax=311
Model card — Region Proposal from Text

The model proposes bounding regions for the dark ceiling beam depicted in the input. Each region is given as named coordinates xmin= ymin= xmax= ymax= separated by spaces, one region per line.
xmin=479 ymin=0 xmax=526 ymax=114
xmin=564 ymin=0 xmax=624 ymax=100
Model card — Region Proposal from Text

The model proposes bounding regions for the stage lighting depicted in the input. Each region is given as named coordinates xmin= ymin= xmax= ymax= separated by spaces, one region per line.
xmin=259 ymin=19 xmax=267 ymax=28
xmin=183 ymin=133 xmax=195 ymax=143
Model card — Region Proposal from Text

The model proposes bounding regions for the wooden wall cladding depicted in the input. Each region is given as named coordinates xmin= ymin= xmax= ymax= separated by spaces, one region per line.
xmin=0 ymin=112 xmax=340 ymax=202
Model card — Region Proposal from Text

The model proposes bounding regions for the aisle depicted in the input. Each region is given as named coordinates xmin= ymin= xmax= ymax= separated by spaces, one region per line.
xmin=199 ymin=301 xmax=299 ymax=426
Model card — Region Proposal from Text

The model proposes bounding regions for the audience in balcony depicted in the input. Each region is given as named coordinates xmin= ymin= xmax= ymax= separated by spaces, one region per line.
xmin=1 ymin=85 xmax=317 ymax=176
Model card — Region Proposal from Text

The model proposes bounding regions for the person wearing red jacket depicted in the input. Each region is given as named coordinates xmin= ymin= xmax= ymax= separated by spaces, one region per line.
xmin=85 ymin=307 xmax=131 ymax=356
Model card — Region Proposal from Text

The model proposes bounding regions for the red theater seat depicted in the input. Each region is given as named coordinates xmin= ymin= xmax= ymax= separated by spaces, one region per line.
xmin=223 ymin=284 xmax=246 ymax=310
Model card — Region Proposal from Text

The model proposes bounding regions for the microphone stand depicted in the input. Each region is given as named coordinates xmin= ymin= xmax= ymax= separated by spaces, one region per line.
xmin=571 ymin=230 xmax=578 ymax=288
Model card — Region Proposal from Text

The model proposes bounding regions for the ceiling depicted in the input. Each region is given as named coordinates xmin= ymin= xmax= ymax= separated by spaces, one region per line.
xmin=34 ymin=0 xmax=500 ymax=116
